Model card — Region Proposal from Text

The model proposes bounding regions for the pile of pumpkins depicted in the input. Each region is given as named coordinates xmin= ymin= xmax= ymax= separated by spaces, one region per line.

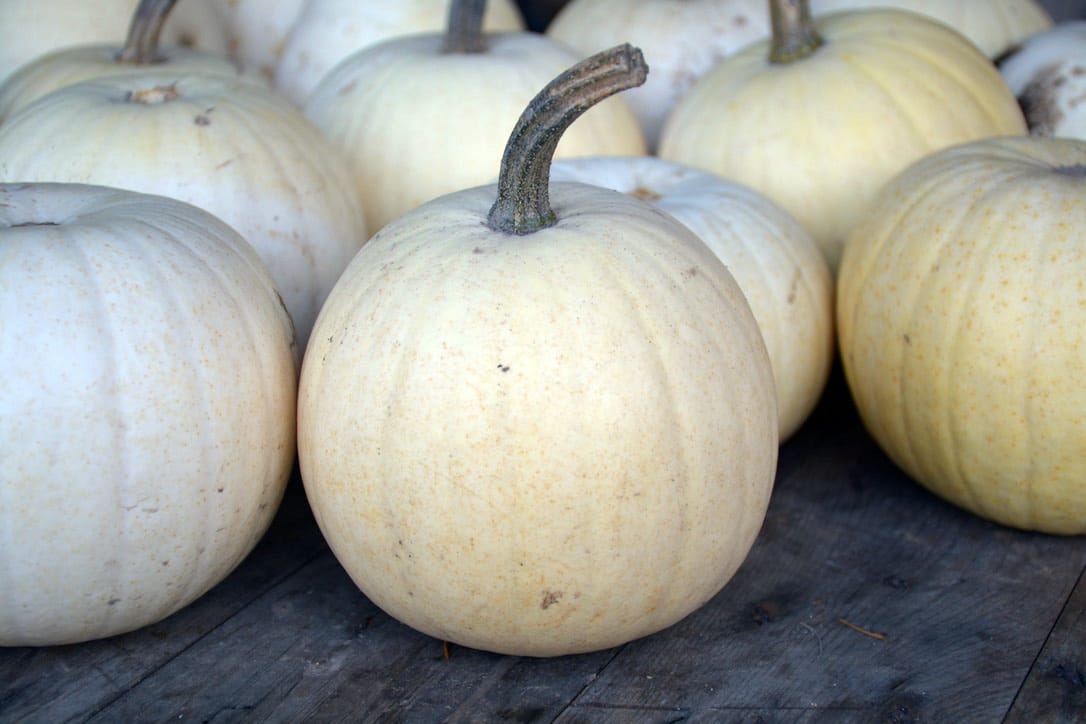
xmin=0 ymin=0 xmax=1082 ymax=657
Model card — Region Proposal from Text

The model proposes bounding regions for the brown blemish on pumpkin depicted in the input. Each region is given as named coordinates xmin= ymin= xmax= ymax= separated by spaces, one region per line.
xmin=682 ymin=266 xmax=698 ymax=279
xmin=541 ymin=590 xmax=562 ymax=609
xmin=629 ymin=186 xmax=662 ymax=202
xmin=903 ymin=334 xmax=911 ymax=345
xmin=194 ymin=114 xmax=211 ymax=126
xmin=497 ymin=364 xmax=510 ymax=373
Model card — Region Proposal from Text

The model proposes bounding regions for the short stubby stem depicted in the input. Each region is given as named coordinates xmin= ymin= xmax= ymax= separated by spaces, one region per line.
xmin=486 ymin=44 xmax=649 ymax=236
xmin=117 ymin=0 xmax=179 ymax=64
xmin=769 ymin=0 xmax=823 ymax=64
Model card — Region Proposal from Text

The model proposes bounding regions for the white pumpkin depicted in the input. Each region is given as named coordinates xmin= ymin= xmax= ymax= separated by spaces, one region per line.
xmin=837 ymin=135 xmax=1086 ymax=535
xmin=304 ymin=8 xmax=646 ymax=233
xmin=550 ymin=156 xmax=834 ymax=441
xmin=298 ymin=46 xmax=778 ymax=657
xmin=546 ymin=0 xmax=771 ymax=152
xmin=0 ymin=0 xmax=230 ymax=86
xmin=809 ymin=0 xmax=1053 ymax=58
xmin=274 ymin=0 xmax=525 ymax=105
xmin=0 ymin=182 xmax=297 ymax=646
xmin=0 ymin=72 xmax=369 ymax=351
xmin=658 ymin=1 xmax=1028 ymax=272
xmin=1000 ymin=21 xmax=1086 ymax=139
xmin=0 ymin=0 xmax=247 ymax=123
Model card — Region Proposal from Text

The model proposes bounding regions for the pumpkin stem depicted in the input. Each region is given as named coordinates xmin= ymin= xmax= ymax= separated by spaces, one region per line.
xmin=768 ymin=0 xmax=823 ymax=64
xmin=444 ymin=0 xmax=488 ymax=54
xmin=117 ymin=0 xmax=178 ymax=64
xmin=486 ymin=44 xmax=648 ymax=235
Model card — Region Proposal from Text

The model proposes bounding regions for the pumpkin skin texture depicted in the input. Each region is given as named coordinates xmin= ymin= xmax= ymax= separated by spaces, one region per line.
xmin=1000 ymin=22 xmax=1086 ymax=140
xmin=304 ymin=32 xmax=647 ymax=233
xmin=657 ymin=7 xmax=1029 ymax=273
xmin=550 ymin=156 xmax=833 ymax=441
xmin=274 ymin=0 xmax=525 ymax=106
xmin=809 ymin=0 xmax=1053 ymax=58
xmin=298 ymin=181 xmax=778 ymax=657
xmin=837 ymin=136 xmax=1086 ymax=535
xmin=0 ymin=73 xmax=368 ymax=352
xmin=0 ymin=182 xmax=297 ymax=646
xmin=0 ymin=0 xmax=229 ymax=86
xmin=214 ymin=0 xmax=307 ymax=84
xmin=545 ymin=0 xmax=771 ymax=152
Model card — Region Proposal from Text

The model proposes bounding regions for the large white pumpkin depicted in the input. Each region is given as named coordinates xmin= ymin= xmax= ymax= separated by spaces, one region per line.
xmin=0 ymin=182 xmax=297 ymax=646
xmin=837 ymin=136 xmax=1086 ymax=535
xmin=274 ymin=0 xmax=525 ymax=105
xmin=0 ymin=72 xmax=369 ymax=351
xmin=304 ymin=20 xmax=646 ymax=233
xmin=297 ymin=46 xmax=778 ymax=657
xmin=658 ymin=1 xmax=1028 ymax=272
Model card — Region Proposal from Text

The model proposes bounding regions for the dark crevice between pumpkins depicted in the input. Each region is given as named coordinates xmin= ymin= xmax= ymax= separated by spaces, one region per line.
xmin=486 ymin=44 xmax=649 ymax=236
xmin=444 ymin=0 xmax=488 ymax=55
xmin=1054 ymin=164 xmax=1086 ymax=178
xmin=116 ymin=0 xmax=180 ymax=65
xmin=769 ymin=0 xmax=823 ymax=64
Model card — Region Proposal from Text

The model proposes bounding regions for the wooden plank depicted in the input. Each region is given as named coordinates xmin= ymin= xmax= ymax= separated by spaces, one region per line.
xmin=0 ymin=478 xmax=327 ymax=724
xmin=1004 ymin=568 xmax=1086 ymax=723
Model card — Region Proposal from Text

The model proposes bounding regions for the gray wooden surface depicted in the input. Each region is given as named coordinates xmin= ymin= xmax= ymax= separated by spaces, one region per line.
xmin=3 ymin=368 xmax=1084 ymax=723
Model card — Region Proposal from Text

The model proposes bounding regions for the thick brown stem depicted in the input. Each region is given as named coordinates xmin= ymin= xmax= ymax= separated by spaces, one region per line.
xmin=117 ymin=0 xmax=178 ymax=64
xmin=768 ymin=0 xmax=822 ymax=64
xmin=486 ymin=44 xmax=648 ymax=235
xmin=444 ymin=0 xmax=488 ymax=54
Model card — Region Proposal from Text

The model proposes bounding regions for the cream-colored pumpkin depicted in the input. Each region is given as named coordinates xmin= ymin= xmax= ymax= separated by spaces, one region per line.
xmin=0 ymin=182 xmax=297 ymax=646
xmin=274 ymin=0 xmax=525 ymax=105
xmin=658 ymin=1 xmax=1028 ymax=272
xmin=1000 ymin=21 xmax=1086 ymax=139
xmin=810 ymin=0 xmax=1053 ymax=58
xmin=298 ymin=46 xmax=777 ymax=657
xmin=0 ymin=72 xmax=368 ymax=351
xmin=0 ymin=0 xmax=229 ymax=86
xmin=546 ymin=0 xmax=771 ymax=152
xmin=550 ymin=156 xmax=833 ymax=441
xmin=837 ymin=135 xmax=1086 ymax=535
xmin=304 ymin=8 xmax=646 ymax=233
xmin=0 ymin=0 xmax=247 ymax=124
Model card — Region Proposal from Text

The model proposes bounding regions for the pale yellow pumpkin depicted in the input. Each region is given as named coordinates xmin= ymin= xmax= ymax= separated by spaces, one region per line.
xmin=274 ymin=0 xmax=525 ymax=105
xmin=550 ymin=156 xmax=833 ymax=441
xmin=0 ymin=182 xmax=297 ymax=646
xmin=658 ymin=0 xmax=1028 ymax=272
xmin=297 ymin=46 xmax=777 ymax=656
xmin=837 ymin=135 xmax=1086 ymax=535
xmin=304 ymin=2 xmax=646 ymax=233
xmin=0 ymin=72 xmax=369 ymax=351
xmin=810 ymin=0 xmax=1053 ymax=58
xmin=545 ymin=0 xmax=771 ymax=151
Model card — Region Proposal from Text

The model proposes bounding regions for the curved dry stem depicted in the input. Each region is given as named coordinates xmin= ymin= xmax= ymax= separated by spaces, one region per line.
xmin=486 ymin=44 xmax=648 ymax=235
xmin=117 ymin=0 xmax=178 ymax=64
